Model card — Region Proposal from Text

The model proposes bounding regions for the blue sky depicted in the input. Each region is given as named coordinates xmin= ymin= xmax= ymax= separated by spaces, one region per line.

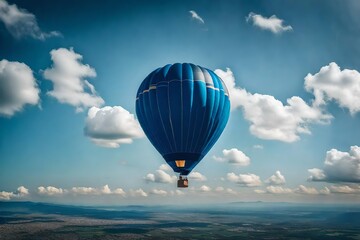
xmin=1 ymin=0 xmax=360 ymax=204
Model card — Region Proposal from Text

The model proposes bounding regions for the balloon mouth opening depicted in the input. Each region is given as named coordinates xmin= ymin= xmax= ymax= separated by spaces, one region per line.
xmin=175 ymin=160 xmax=186 ymax=167
xmin=163 ymin=152 xmax=204 ymax=175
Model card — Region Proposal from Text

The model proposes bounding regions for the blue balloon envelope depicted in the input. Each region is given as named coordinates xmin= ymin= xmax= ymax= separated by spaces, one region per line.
xmin=136 ymin=63 xmax=230 ymax=181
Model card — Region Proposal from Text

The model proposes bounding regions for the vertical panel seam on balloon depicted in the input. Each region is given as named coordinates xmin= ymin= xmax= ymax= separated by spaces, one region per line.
xmin=189 ymin=82 xmax=200 ymax=152
xmin=200 ymin=73 xmax=217 ymax=152
xmin=156 ymin=85 xmax=174 ymax=153
xmin=184 ymin=76 xmax=193 ymax=152
xmin=193 ymin=82 xmax=208 ymax=153
xmin=167 ymin=81 xmax=177 ymax=151
xmin=181 ymin=75 xmax=183 ymax=151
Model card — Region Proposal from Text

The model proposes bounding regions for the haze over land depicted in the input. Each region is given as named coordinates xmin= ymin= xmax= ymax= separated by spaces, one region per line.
xmin=1 ymin=201 xmax=360 ymax=240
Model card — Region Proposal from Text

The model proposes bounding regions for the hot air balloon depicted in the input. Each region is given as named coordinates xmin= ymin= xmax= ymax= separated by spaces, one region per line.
xmin=136 ymin=63 xmax=230 ymax=187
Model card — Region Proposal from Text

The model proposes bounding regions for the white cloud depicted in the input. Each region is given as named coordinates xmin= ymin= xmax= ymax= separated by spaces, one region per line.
xmin=305 ymin=62 xmax=360 ymax=115
xmin=295 ymin=185 xmax=319 ymax=195
xmin=188 ymin=171 xmax=207 ymax=181
xmin=113 ymin=188 xmax=126 ymax=196
xmin=256 ymin=185 xmax=330 ymax=195
xmin=320 ymin=187 xmax=331 ymax=195
xmin=265 ymin=186 xmax=292 ymax=194
xmin=130 ymin=188 xmax=148 ymax=197
xmin=84 ymin=106 xmax=144 ymax=148
xmin=330 ymin=185 xmax=360 ymax=194
xmin=199 ymin=185 xmax=211 ymax=192
xmin=214 ymin=148 xmax=250 ymax=166
xmin=307 ymin=168 xmax=327 ymax=181
xmin=254 ymin=189 xmax=266 ymax=194
xmin=0 ymin=186 xmax=29 ymax=200
xmin=43 ymin=48 xmax=104 ymax=112
xmin=38 ymin=186 xmax=65 ymax=196
xmin=308 ymin=146 xmax=360 ymax=183
xmin=145 ymin=169 xmax=177 ymax=184
xmin=0 ymin=60 xmax=40 ymax=117
xmin=265 ymin=171 xmax=286 ymax=185
xmin=16 ymin=186 xmax=29 ymax=196
xmin=189 ymin=10 xmax=204 ymax=24
xmin=253 ymin=145 xmax=263 ymax=149
xmin=71 ymin=186 xmax=98 ymax=195
xmin=227 ymin=173 xmax=262 ymax=187
xmin=225 ymin=188 xmax=237 ymax=195
xmin=246 ymin=12 xmax=292 ymax=34
xmin=214 ymin=68 xmax=242 ymax=111
xmin=0 ymin=0 xmax=61 ymax=40
xmin=159 ymin=164 xmax=172 ymax=172
xmin=100 ymin=184 xmax=112 ymax=194
xmin=0 ymin=191 xmax=14 ymax=200
xmin=145 ymin=174 xmax=155 ymax=182
xmin=215 ymin=68 xmax=331 ymax=142
xmin=149 ymin=189 xmax=167 ymax=196
xmin=71 ymin=185 xmax=126 ymax=196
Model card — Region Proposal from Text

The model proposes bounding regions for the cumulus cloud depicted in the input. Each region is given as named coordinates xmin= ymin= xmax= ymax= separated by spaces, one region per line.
xmin=227 ymin=173 xmax=262 ymax=187
xmin=0 ymin=186 xmax=29 ymax=200
xmin=330 ymin=185 xmax=360 ymax=194
xmin=0 ymin=191 xmax=14 ymax=200
xmin=307 ymin=168 xmax=327 ymax=181
xmin=199 ymin=185 xmax=211 ymax=192
xmin=100 ymin=184 xmax=112 ymax=194
xmin=112 ymin=188 xmax=126 ymax=196
xmin=305 ymin=62 xmax=360 ymax=115
xmin=254 ymin=189 xmax=266 ymax=194
xmin=246 ymin=12 xmax=292 ymax=34
xmin=294 ymin=185 xmax=319 ymax=195
xmin=0 ymin=60 xmax=40 ymax=117
xmin=130 ymin=188 xmax=148 ymax=197
xmin=0 ymin=0 xmax=61 ymax=40
xmin=214 ymin=148 xmax=250 ymax=166
xmin=38 ymin=186 xmax=65 ymax=196
xmin=84 ymin=106 xmax=144 ymax=148
xmin=308 ymin=146 xmax=360 ymax=183
xmin=320 ymin=187 xmax=331 ymax=195
xmin=16 ymin=186 xmax=29 ymax=196
xmin=189 ymin=10 xmax=204 ymax=24
xmin=149 ymin=189 xmax=167 ymax=196
xmin=215 ymin=68 xmax=331 ymax=142
xmin=225 ymin=188 xmax=237 ymax=195
xmin=159 ymin=164 xmax=172 ymax=172
xmin=265 ymin=186 xmax=292 ymax=194
xmin=265 ymin=171 xmax=286 ymax=185
xmin=145 ymin=169 xmax=177 ymax=184
xmin=70 ymin=185 xmax=126 ymax=196
xmin=256 ymin=185 xmax=330 ymax=195
xmin=43 ymin=48 xmax=104 ymax=112
xmin=71 ymin=186 xmax=98 ymax=195
xmin=188 ymin=171 xmax=207 ymax=181
xmin=214 ymin=68 xmax=242 ymax=111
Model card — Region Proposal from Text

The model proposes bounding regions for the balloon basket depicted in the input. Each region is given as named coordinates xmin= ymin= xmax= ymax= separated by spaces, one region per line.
xmin=177 ymin=176 xmax=188 ymax=188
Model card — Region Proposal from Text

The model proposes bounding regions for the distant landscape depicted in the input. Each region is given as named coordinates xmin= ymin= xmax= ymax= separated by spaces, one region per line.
xmin=1 ymin=201 xmax=359 ymax=239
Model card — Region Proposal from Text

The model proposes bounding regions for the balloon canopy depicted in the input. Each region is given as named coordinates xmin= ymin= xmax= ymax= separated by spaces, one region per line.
xmin=136 ymin=63 xmax=230 ymax=177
